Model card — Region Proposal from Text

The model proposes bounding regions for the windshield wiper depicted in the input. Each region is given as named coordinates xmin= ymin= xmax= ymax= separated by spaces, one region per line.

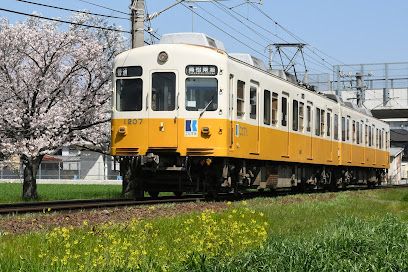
xmin=199 ymin=95 xmax=215 ymax=118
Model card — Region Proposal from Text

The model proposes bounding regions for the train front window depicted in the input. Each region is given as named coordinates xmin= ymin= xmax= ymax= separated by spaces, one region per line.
xmin=152 ymin=72 xmax=176 ymax=111
xmin=116 ymin=79 xmax=142 ymax=111
xmin=185 ymin=78 xmax=218 ymax=111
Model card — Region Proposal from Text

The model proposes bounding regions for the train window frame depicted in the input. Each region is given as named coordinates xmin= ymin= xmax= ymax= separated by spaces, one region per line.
xmin=281 ymin=95 xmax=288 ymax=127
xmin=237 ymin=80 xmax=245 ymax=119
xmin=320 ymin=109 xmax=325 ymax=137
xmin=346 ymin=117 xmax=350 ymax=142
xmin=360 ymin=122 xmax=363 ymax=145
xmin=292 ymin=99 xmax=299 ymax=131
xmin=352 ymin=120 xmax=356 ymax=143
xmin=334 ymin=114 xmax=339 ymax=140
xmin=152 ymin=72 xmax=176 ymax=111
xmin=115 ymin=78 xmax=143 ymax=112
xmin=341 ymin=117 xmax=346 ymax=141
xmin=299 ymin=102 xmax=305 ymax=132
xmin=356 ymin=121 xmax=360 ymax=144
xmin=369 ymin=125 xmax=372 ymax=146
xmin=315 ymin=108 xmax=321 ymax=136
xmin=250 ymin=85 xmax=257 ymax=120
xmin=326 ymin=111 xmax=331 ymax=137
xmin=185 ymin=77 xmax=218 ymax=112
xmin=263 ymin=90 xmax=271 ymax=125
xmin=306 ymin=104 xmax=312 ymax=132
xmin=365 ymin=124 xmax=368 ymax=146
xmin=272 ymin=92 xmax=278 ymax=126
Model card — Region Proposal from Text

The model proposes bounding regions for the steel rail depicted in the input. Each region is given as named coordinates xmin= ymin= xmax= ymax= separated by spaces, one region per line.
xmin=0 ymin=195 xmax=205 ymax=215
xmin=0 ymin=184 xmax=406 ymax=215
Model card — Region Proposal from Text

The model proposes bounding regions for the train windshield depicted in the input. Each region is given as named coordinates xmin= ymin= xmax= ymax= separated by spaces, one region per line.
xmin=185 ymin=78 xmax=218 ymax=111
xmin=116 ymin=79 xmax=142 ymax=111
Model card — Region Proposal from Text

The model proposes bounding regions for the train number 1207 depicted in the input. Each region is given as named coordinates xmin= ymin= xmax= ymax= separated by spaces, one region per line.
xmin=125 ymin=119 xmax=143 ymax=125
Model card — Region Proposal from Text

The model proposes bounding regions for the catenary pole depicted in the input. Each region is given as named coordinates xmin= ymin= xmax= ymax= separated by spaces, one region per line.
xmin=131 ymin=0 xmax=145 ymax=48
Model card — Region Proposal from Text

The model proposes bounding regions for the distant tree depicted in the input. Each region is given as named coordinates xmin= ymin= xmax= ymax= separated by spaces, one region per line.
xmin=0 ymin=15 xmax=125 ymax=199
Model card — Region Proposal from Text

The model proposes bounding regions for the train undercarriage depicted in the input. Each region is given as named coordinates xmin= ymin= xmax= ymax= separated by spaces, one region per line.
xmin=119 ymin=153 xmax=387 ymax=198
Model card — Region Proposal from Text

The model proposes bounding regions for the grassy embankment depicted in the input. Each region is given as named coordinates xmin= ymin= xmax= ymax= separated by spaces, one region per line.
xmin=0 ymin=183 xmax=122 ymax=203
xmin=0 ymin=188 xmax=407 ymax=271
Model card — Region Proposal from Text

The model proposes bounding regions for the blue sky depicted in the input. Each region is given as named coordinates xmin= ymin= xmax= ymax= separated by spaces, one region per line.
xmin=1 ymin=0 xmax=407 ymax=75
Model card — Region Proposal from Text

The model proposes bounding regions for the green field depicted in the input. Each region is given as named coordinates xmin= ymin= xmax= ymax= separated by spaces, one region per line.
xmin=0 ymin=183 xmax=122 ymax=203
xmin=0 ymin=188 xmax=407 ymax=271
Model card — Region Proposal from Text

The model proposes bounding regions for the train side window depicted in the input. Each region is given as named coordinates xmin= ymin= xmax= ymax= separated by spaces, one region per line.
xmin=320 ymin=109 xmax=325 ymax=136
xmin=386 ymin=131 xmax=389 ymax=150
xmin=152 ymin=72 xmax=176 ymax=111
xmin=264 ymin=90 xmax=271 ymax=125
xmin=292 ymin=100 xmax=298 ymax=131
xmin=372 ymin=126 xmax=375 ymax=147
xmin=327 ymin=111 xmax=331 ymax=137
xmin=341 ymin=117 xmax=346 ymax=141
xmin=365 ymin=124 xmax=368 ymax=145
xmin=315 ymin=108 xmax=321 ymax=136
xmin=360 ymin=122 xmax=363 ymax=145
xmin=250 ymin=86 xmax=257 ymax=120
xmin=272 ymin=93 xmax=278 ymax=125
xmin=281 ymin=96 xmax=288 ymax=127
xmin=369 ymin=125 xmax=372 ymax=146
xmin=334 ymin=114 xmax=339 ymax=140
xmin=356 ymin=121 xmax=360 ymax=144
xmin=346 ymin=117 xmax=350 ymax=141
xmin=237 ymin=80 xmax=245 ymax=119
xmin=299 ymin=102 xmax=304 ymax=132
xmin=116 ymin=78 xmax=143 ymax=111
xmin=376 ymin=129 xmax=380 ymax=148
xmin=352 ymin=121 xmax=356 ymax=143
xmin=306 ymin=105 xmax=311 ymax=132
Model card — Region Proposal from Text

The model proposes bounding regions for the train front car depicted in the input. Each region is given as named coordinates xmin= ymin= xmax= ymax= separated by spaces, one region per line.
xmin=111 ymin=34 xmax=230 ymax=197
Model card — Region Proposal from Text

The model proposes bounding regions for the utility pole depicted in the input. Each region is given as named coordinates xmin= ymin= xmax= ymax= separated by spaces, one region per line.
xmin=131 ymin=0 xmax=145 ymax=48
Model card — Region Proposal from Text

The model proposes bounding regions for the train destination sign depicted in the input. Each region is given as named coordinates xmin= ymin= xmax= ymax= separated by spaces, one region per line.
xmin=185 ymin=65 xmax=218 ymax=76
xmin=116 ymin=66 xmax=143 ymax=77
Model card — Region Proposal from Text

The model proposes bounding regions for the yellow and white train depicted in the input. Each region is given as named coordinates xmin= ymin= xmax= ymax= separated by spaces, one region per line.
xmin=111 ymin=33 xmax=389 ymax=197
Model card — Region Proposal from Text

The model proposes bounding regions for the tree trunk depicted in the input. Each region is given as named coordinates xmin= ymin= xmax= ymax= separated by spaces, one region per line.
xmin=120 ymin=157 xmax=130 ymax=195
xmin=121 ymin=157 xmax=143 ymax=198
xmin=21 ymin=155 xmax=43 ymax=200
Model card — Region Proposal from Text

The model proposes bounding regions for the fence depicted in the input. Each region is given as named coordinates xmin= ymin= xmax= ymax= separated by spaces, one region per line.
xmin=0 ymin=156 xmax=121 ymax=181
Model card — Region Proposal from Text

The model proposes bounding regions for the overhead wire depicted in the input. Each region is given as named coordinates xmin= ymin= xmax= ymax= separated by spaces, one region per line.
xmin=249 ymin=2 xmax=344 ymax=66
xmin=0 ymin=7 xmax=130 ymax=33
xmin=211 ymin=1 xmax=332 ymax=73
xmin=75 ymin=0 xmax=130 ymax=16
xmin=14 ymin=0 xmax=129 ymax=20
xmin=179 ymin=2 xmax=270 ymax=60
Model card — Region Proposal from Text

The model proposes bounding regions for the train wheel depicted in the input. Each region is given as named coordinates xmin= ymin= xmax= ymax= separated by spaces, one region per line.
xmin=148 ymin=191 xmax=159 ymax=198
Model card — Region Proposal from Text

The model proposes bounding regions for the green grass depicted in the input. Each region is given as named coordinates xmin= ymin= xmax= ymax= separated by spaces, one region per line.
xmin=0 ymin=188 xmax=407 ymax=271
xmin=0 ymin=183 xmax=122 ymax=203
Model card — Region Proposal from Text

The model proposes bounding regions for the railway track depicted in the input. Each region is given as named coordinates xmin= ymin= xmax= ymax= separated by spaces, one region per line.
xmin=0 ymin=195 xmax=205 ymax=215
xmin=0 ymin=184 xmax=406 ymax=215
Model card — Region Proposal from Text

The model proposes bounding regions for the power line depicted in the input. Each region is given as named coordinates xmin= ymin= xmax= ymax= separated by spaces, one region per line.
xmin=180 ymin=2 xmax=269 ymax=60
xmin=15 ymin=0 xmax=129 ymax=20
xmin=75 ymin=0 xmax=130 ymax=16
xmin=212 ymin=1 xmax=332 ymax=73
xmin=0 ymin=7 xmax=130 ymax=33
xmin=195 ymin=3 xmax=268 ymax=51
xmin=249 ymin=3 xmax=344 ymax=66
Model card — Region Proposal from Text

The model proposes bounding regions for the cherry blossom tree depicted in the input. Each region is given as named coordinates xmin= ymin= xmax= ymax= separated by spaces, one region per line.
xmin=0 ymin=15 xmax=125 ymax=199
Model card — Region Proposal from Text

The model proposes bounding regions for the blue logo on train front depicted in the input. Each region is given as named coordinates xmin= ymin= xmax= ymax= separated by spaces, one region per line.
xmin=185 ymin=119 xmax=198 ymax=137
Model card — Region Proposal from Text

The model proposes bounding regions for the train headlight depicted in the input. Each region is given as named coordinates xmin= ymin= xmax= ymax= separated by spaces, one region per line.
xmin=118 ymin=126 xmax=127 ymax=135
xmin=157 ymin=51 xmax=168 ymax=64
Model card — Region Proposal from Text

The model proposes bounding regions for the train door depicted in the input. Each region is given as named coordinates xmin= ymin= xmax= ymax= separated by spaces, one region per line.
xmin=250 ymin=81 xmax=260 ymax=154
xmin=281 ymin=92 xmax=290 ymax=158
xmin=306 ymin=102 xmax=313 ymax=160
xmin=148 ymin=71 xmax=178 ymax=148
